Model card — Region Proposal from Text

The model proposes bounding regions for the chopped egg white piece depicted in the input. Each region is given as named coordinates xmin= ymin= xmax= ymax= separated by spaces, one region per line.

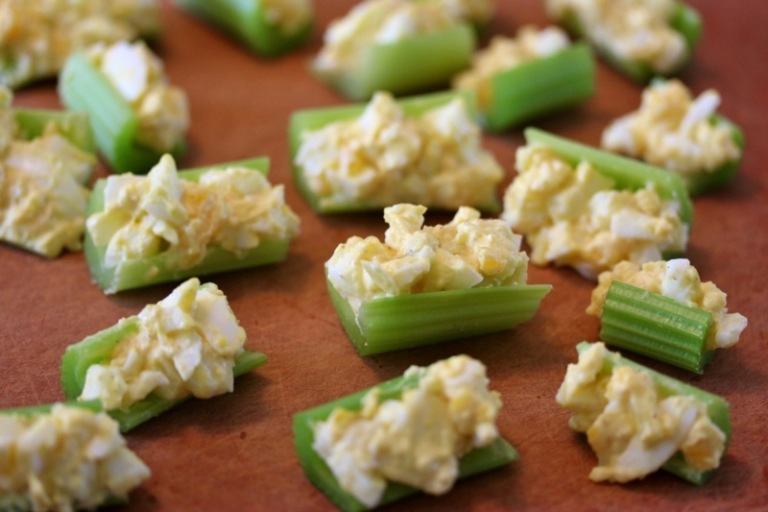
xmin=556 ymin=342 xmax=726 ymax=483
xmin=602 ymin=79 xmax=742 ymax=177
xmin=588 ymin=259 xmax=748 ymax=350
xmin=0 ymin=404 xmax=149 ymax=511
xmin=312 ymin=355 xmax=501 ymax=507
xmin=295 ymin=92 xmax=502 ymax=211
xmin=86 ymin=154 xmax=300 ymax=272
xmin=546 ymin=0 xmax=687 ymax=74
xmin=501 ymin=144 xmax=687 ymax=280
xmin=261 ymin=0 xmax=313 ymax=35
xmin=79 ymin=277 xmax=247 ymax=410
xmin=326 ymin=203 xmax=529 ymax=313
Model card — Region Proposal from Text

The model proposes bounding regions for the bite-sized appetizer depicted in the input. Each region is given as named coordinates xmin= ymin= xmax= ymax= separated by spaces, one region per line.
xmin=602 ymin=79 xmax=744 ymax=195
xmin=325 ymin=203 xmax=551 ymax=355
xmin=453 ymin=25 xmax=595 ymax=131
xmin=435 ymin=0 xmax=496 ymax=27
xmin=84 ymin=154 xmax=300 ymax=294
xmin=293 ymin=354 xmax=519 ymax=511
xmin=312 ymin=0 xmax=476 ymax=100
xmin=61 ymin=277 xmax=268 ymax=432
xmin=545 ymin=0 xmax=701 ymax=82
xmin=587 ymin=259 xmax=747 ymax=373
xmin=291 ymin=91 xmax=503 ymax=214
xmin=501 ymin=128 xmax=693 ymax=280
xmin=0 ymin=86 xmax=96 ymax=258
xmin=556 ymin=342 xmax=731 ymax=484
xmin=0 ymin=402 xmax=150 ymax=511
xmin=59 ymin=40 xmax=189 ymax=174
xmin=173 ymin=0 xmax=313 ymax=57
xmin=0 ymin=0 xmax=160 ymax=89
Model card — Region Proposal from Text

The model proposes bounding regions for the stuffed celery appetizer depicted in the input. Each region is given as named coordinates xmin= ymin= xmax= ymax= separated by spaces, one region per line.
xmin=545 ymin=0 xmax=701 ymax=82
xmin=291 ymin=91 xmax=503 ymax=214
xmin=602 ymin=79 xmax=744 ymax=195
xmin=453 ymin=25 xmax=595 ymax=131
xmin=0 ymin=402 xmax=150 ymax=511
xmin=501 ymin=128 xmax=693 ymax=280
xmin=325 ymin=204 xmax=551 ymax=355
xmin=312 ymin=0 xmax=476 ymax=101
xmin=59 ymin=40 xmax=189 ymax=174
xmin=293 ymin=355 xmax=519 ymax=511
xmin=0 ymin=0 xmax=160 ymax=89
xmin=556 ymin=342 xmax=731 ymax=485
xmin=0 ymin=86 xmax=96 ymax=258
xmin=84 ymin=154 xmax=300 ymax=294
xmin=430 ymin=0 xmax=497 ymax=27
xmin=173 ymin=0 xmax=312 ymax=57
xmin=587 ymin=259 xmax=748 ymax=373
xmin=61 ymin=277 xmax=268 ymax=432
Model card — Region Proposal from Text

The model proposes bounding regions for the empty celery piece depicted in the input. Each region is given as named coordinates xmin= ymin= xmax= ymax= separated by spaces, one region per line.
xmin=173 ymin=0 xmax=312 ymax=57
xmin=293 ymin=371 xmax=519 ymax=512
xmin=574 ymin=341 xmax=731 ymax=484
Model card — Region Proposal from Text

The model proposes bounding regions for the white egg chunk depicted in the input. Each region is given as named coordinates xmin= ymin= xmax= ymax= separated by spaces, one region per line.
xmin=312 ymin=355 xmax=502 ymax=507
xmin=588 ymin=259 xmax=748 ymax=350
xmin=295 ymin=92 xmax=502 ymax=211
xmin=261 ymin=0 xmax=313 ymax=35
xmin=326 ymin=203 xmax=528 ymax=314
xmin=545 ymin=0 xmax=687 ymax=74
xmin=602 ymin=79 xmax=742 ymax=178
xmin=0 ymin=404 xmax=149 ymax=511
xmin=79 ymin=278 xmax=247 ymax=411
xmin=86 ymin=154 xmax=300 ymax=273
xmin=555 ymin=342 xmax=726 ymax=483
xmin=501 ymin=144 xmax=687 ymax=279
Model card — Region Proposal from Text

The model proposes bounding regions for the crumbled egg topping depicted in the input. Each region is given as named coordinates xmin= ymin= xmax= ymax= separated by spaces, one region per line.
xmin=261 ymin=0 xmax=313 ymax=35
xmin=602 ymin=79 xmax=742 ymax=177
xmin=312 ymin=355 xmax=501 ymax=507
xmin=295 ymin=92 xmax=502 ymax=211
xmin=0 ymin=87 xmax=95 ymax=258
xmin=546 ymin=0 xmax=687 ymax=74
xmin=453 ymin=25 xmax=571 ymax=110
xmin=501 ymin=144 xmax=687 ymax=280
xmin=0 ymin=0 xmax=159 ymax=89
xmin=79 ymin=278 xmax=247 ymax=411
xmin=326 ymin=203 xmax=529 ymax=313
xmin=436 ymin=0 xmax=496 ymax=25
xmin=86 ymin=154 xmax=300 ymax=272
xmin=0 ymin=404 xmax=149 ymax=511
xmin=556 ymin=342 xmax=726 ymax=483
xmin=87 ymin=40 xmax=189 ymax=153
xmin=588 ymin=259 xmax=748 ymax=350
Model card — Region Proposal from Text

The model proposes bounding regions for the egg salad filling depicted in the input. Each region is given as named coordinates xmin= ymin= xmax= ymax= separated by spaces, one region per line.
xmin=295 ymin=92 xmax=503 ymax=211
xmin=556 ymin=342 xmax=726 ymax=483
xmin=312 ymin=355 xmax=501 ymax=507
xmin=546 ymin=0 xmax=687 ymax=74
xmin=436 ymin=0 xmax=496 ymax=25
xmin=0 ymin=404 xmax=150 ymax=511
xmin=86 ymin=40 xmax=189 ymax=153
xmin=0 ymin=88 xmax=95 ymax=258
xmin=601 ymin=79 xmax=742 ymax=176
xmin=79 ymin=278 xmax=247 ymax=411
xmin=261 ymin=0 xmax=313 ymax=35
xmin=0 ymin=0 xmax=159 ymax=89
xmin=453 ymin=25 xmax=571 ymax=110
xmin=87 ymin=154 xmax=300 ymax=272
xmin=501 ymin=144 xmax=687 ymax=279
xmin=326 ymin=203 xmax=529 ymax=313
xmin=588 ymin=259 xmax=748 ymax=350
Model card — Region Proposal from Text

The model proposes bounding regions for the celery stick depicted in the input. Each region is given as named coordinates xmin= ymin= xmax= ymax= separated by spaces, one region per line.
xmin=685 ymin=116 xmax=745 ymax=196
xmin=13 ymin=109 xmax=95 ymax=156
xmin=0 ymin=400 xmax=102 ymax=417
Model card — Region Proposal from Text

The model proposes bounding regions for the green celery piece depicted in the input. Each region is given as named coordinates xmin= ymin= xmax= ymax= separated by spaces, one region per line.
xmin=293 ymin=373 xmax=519 ymax=512
xmin=327 ymin=275 xmax=551 ymax=356
xmin=58 ymin=51 xmax=185 ymax=174
xmin=483 ymin=43 xmax=595 ymax=132
xmin=0 ymin=400 xmax=103 ymax=417
xmin=599 ymin=281 xmax=714 ymax=373
xmin=684 ymin=115 xmax=745 ymax=196
xmin=13 ymin=109 xmax=95 ymax=155
xmin=84 ymin=158 xmax=295 ymax=294
xmin=524 ymin=127 xmax=694 ymax=227
xmin=61 ymin=315 xmax=267 ymax=432
xmin=313 ymin=23 xmax=476 ymax=101
xmin=575 ymin=341 xmax=731 ymax=485
xmin=173 ymin=0 xmax=312 ymax=57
